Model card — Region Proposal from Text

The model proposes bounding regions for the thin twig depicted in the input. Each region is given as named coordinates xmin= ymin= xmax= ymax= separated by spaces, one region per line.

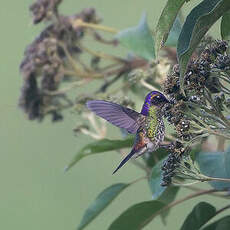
xmin=92 ymin=31 xmax=118 ymax=45
xmin=96 ymin=74 xmax=123 ymax=93
xmin=78 ymin=43 xmax=126 ymax=63
xmin=44 ymin=79 xmax=91 ymax=96
xmin=206 ymin=176 xmax=230 ymax=183
xmin=205 ymin=87 xmax=230 ymax=128
xmin=72 ymin=19 xmax=118 ymax=34
xmin=208 ymin=130 xmax=230 ymax=140
xmin=177 ymin=183 xmax=230 ymax=199
xmin=140 ymin=79 xmax=158 ymax=91
xmin=215 ymin=204 xmax=230 ymax=215
xmin=218 ymin=74 xmax=230 ymax=84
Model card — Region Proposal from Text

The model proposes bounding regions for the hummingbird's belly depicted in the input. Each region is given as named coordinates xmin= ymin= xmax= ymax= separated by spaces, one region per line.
xmin=131 ymin=117 xmax=165 ymax=159
xmin=146 ymin=118 xmax=165 ymax=150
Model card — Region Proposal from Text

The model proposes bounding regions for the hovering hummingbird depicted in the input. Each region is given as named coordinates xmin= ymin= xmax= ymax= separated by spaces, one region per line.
xmin=86 ymin=91 xmax=169 ymax=174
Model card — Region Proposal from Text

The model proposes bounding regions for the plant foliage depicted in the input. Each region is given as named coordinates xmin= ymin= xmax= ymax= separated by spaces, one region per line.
xmin=20 ymin=0 xmax=230 ymax=229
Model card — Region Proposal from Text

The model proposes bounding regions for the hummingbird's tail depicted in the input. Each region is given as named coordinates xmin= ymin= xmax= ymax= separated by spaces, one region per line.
xmin=112 ymin=148 xmax=137 ymax=174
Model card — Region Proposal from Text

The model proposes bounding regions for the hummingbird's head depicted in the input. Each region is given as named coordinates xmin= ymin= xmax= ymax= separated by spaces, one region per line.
xmin=141 ymin=91 xmax=169 ymax=115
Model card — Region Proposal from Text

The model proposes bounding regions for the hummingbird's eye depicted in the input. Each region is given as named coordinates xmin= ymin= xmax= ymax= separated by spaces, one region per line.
xmin=156 ymin=95 xmax=161 ymax=99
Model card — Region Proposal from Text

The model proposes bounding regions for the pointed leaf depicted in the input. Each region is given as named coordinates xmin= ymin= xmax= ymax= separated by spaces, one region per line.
xmin=203 ymin=216 xmax=230 ymax=230
xmin=180 ymin=202 xmax=216 ymax=230
xmin=149 ymin=158 xmax=166 ymax=199
xmin=148 ymin=157 xmax=179 ymax=224
xmin=116 ymin=13 xmax=155 ymax=60
xmin=65 ymin=137 xmax=134 ymax=171
xmin=221 ymin=10 xmax=230 ymax=42
xmin=108 ymin=200 xmax=165 ymax=230
xmin=77 ymin=183 xmax=129 ymax=230
xmin=155 ymin=0 xmax=186 ymax=56
xmin=149 ymin=157 xmax=180 ymax=202
xmin=177 ymin=0 xmax=230 ymax=93
xmin=196 ymin=147 xmax=230 ymax=190
xmin=159 ymin=186 xmax=180 ymax=224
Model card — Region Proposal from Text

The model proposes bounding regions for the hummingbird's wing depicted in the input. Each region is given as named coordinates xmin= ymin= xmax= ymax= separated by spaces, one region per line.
xmin=86 ymin=100 xmax=142 ymax=133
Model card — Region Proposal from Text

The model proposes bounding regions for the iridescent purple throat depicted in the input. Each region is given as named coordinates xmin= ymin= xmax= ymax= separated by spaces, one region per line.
xmin=141 ymin=100 xmax=151 ymax=116
xmin=140 ymin=91 xmax=167 ymax=116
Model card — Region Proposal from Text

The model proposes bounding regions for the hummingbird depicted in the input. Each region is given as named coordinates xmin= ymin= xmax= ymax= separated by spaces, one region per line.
xmin=86 ymin=91 xmax=169 ymax=174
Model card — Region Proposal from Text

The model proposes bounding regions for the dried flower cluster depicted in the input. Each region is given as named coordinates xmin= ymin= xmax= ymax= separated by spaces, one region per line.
xmin=161 ymin=141 xmax=183 ymax=186
xmin=20 ymin=1 xmax=101 ymax=121
xmin=30 ymin=0 xmax=62 ymax=24
xmin=19 ymin=0 xmax=151 ymax=122
xmin=161 ymin=40 xmax=230 ymax=186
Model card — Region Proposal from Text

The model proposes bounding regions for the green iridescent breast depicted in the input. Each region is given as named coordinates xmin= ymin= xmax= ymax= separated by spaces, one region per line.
xmin=146 ymin=106 xmax=159 ymax=140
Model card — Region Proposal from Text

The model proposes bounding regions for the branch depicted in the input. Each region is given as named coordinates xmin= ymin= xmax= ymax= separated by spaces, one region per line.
xmin=177 ymin=183 xmax=230 ymax=199
xmin=215 ymin=204 xmax=230 ymax=215
xmin=141 ymin=188 xmax=226 ymax=228
xmin=72 ymin=19 xmax=118 ymax=34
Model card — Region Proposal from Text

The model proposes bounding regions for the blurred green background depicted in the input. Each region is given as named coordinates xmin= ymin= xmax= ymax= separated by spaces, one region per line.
xmin=0 ymin=0 xmax=227 ymax=229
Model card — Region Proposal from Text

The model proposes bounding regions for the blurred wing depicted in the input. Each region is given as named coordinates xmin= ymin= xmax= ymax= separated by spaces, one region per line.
xmin=86 ymin=100 xmax=141 ymax=133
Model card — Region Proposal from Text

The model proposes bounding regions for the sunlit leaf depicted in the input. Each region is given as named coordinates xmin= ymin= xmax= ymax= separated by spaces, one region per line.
xmin=155 ymin=0 xmax=186 ymax=56
xmin=202 ymin=216 xmax=230 ymax=230
xmin=77 ymin=183 xmax=129 ymax=230
xmin=221 ymin=10 xmax=230 ymax=42
xmin=177 ymin=0 xmax=230 ymax=93
xmin=116 ymin=13 xmax=155 ymax=60
xmin=65 ymin=137 xmax=134 ymax=171
xmin=108 ymin=200 xmax=165 ymax=230
xmin=196 ymin=147 xmax=230 ymax=190
xmin=180 ymin=202 xmax=216 ymax=230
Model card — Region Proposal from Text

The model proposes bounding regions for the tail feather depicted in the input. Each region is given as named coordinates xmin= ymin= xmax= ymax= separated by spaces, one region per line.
xmin=112 ymin=148 xmax=137 ymax=174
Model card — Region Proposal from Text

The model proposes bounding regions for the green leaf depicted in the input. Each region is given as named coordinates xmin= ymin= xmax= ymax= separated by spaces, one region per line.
xmin=165 ymin=14 xmax=183 ymax=47
xmin=77 ymin=183 xmax=129 ymax=230
xmin=225 ymin=148 xmax=230 ymax=177
xmin=148 ymin=157 xmax=179 ymax=202
xmin=196 ymin=147 xmax=230 ymax=190
xmin=190 ymin=144 xmax=202 ymax=161
xmin=177 ymin=0 xmax=230 ymax=93
xmin=202 ymin=216 xmax=230 ymax=230
xmin=221 ymin=10 xmax=230 ymax=41
xmin=116 ymin=13 xmax=155 ymax=60
xmin=108 ymin=200 xmax=165 ymax=230
xmin=155 ymin=0 xmax=186 ymax=56
xmin=180 ymin=202 xmax=216 ymax=230
xmin=148 ymin=155 xmax=179 ymax=223
xmin=145 ymin=149 xmax=179 ymax=223
xmin=159 ymin=186 xmax=180 ymax=224
xmin=65 ymin=137 xmax=134 ymax=171
xmin=149 ymin=158 xmax=166 ymax=199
